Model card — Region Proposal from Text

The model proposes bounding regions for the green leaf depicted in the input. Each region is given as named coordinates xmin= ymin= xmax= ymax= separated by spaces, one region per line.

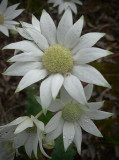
xmin=51 ymin=136 xmax=76 ymax=160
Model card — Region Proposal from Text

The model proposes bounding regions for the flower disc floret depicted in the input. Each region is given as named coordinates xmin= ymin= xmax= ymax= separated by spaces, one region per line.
xmin=0 ymin=14 xmax=4 ymax=24
xmin=62 ymin=103 xmax=82 ymax=122
xmin=42 ymin=44 xmax=73 ymax=74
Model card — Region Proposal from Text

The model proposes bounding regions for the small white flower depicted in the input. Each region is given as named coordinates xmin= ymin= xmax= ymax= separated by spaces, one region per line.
xmin=44 ymin=84 xmax=113 ymax=154
xmin=0 ymin=116 xmax=50 ymax=159
xmin=0 ymin=0 xmax=24 ymax=36
xmin=3 ymin=9 xmax=112 ymax=113
xmin=48 ymin=0 xmax=83 ymax=15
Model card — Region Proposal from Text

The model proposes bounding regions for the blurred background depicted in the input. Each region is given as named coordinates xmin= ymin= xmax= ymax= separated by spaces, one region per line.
xmin=0 ymin=0 xmax=119 ymax=159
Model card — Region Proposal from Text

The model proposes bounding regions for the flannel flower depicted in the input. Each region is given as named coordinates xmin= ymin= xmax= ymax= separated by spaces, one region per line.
xmin=0 ymin=0 xmax=24 ymax=36
xmin=44 ymin=84 xmax=113 ymax=154
xmin=3 ymin=9 xmax=113 ymax=113
xmin=0 ymin=116 xmax=50 ymax=159
xmin=48 ymin=0 xmax=82 ymax=15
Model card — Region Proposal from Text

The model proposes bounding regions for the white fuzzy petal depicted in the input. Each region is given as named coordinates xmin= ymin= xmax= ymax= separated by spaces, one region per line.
xmin=88 ymin=101 xmax=104 ymax=110
xmin=26 ymin=28 xmax=49 ymax=51
xmin=51 ymin=73 xmax=64 ymax=99
xmin=45 ymin=118 xmax=64 ymax=143
xmin=32 ymin=15 xmax=41 ymax=32
xmin=63 ymin=122 xmax=75 ymax=151
xmin=14 ymin=131 xmax=29 ymax=148
xmin=73 ymin=47 xmax=111 ymax=64
xmin=8 ymin=52 xmax=42 ymax=62
xmin=1 ymin=116 xmax=28 ymax=127
xmin=64 ymin=16 xmax=84 ymax=49
xmin=69 ymin=3 xmax=77 ymax=14
xmin=14 ymin=118 xmax=33 ymax=134
xmin=4 ymin=3 xmax=20 ymax=17
xmin=4 ymin=62 xmax=43 ymax=76
xmin=72 ymin=64 xmax=111 ymax=88
xmin=3 ymin=40 xmax=42 ymax=54
xmin=40 ymin=10 xmax=57 ymax=45
xmin=72 ymin=33 xmax=105 ymax=54
xmin=25 ymin=133 xmax=36 ymax=158
xmin=86 ymin=110 xmax=113 ymax=120
xmin=48 ymin=99 xmax=63 ymax=112
xmin=79 ymin=116 xmax=103 ymax=137
xmin=84 ymin=84 xmax=93 ymax=101
xmin=16 ymin=69 xmax=48 ymax=92
xmin=5 ymin=9 xmax=24 ymax=20
xmin=0 ymin=25 xmax=9 ymax=36
xmin=63 ymin=74 xmax=87 ymax=105
xmin=45 ymin=112 xmax=62 ymax=133
xmin=61 ymin=87 xmax=72 ymax=104
xmin=73 ymin=122 xmax=82 ymax=154
xmin=16 ymin=27 xmax=32 ymax=40
xmin=40 ymin=75 xmax=53 ymax=113
xmin=0 ymin=0 xmax=8 ymax=14
xmin=57 ymin=9 xmax=73 ymax=45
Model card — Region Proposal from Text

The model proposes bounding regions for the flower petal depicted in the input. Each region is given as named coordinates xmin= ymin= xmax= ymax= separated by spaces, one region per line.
xmin=73 ymin=122 xmax=82 ymax=154
xmin=72 ymin=64 xmax=111 ymax=88
xmin=0 ymin=0 xmax=8 ymax=13
xmin=84 ymin=84 xmax=93 ymax=101
xmin=86 ymin=110 xmax=113 ymax=120
xmin=61 ymin=87 xmax=72 ymax=104
xmin=4 ymin=62 xmax=43 ymax=76
xmin=51 ymin=73 xmax=64 ymax=99
xmin=1 ymin=116 xmax=28 ymax=127
xmin=45 ymin=111 xmax=62 ymax=133
xmin=40 ymin=10 xmax=57 ymax=45
xmin=8 ymin=52 xmax=42 ymax=62
xmin=57 ymin=9 xmax=73 ymax=45
xmin=73 ymin=47 xmax=112 ymax=64
xmin=40 ymin=75 xmax=53 ymax=114
xmin=4 ymin=9 xmax=24 ymax=19
xmin=48 ymin=99 xmax=63 ymax=112
xmin=88 ymin=101 xmax=104 ymax=110
xmin=16 ymin=27 xmax=33 ymax=40
xmin=45 ymin=118 xmax=64 ymax=143
xmin=69 ymin=3 xmax=77 ymax=14
xmin=3 ymin=40 xmax=41 ymax=54
xmin=79 ymin=116 xmax=103 ymax=137
xmin=16 ymin=69 xmax=48 ymax=92
xmin=63 ymin=121 xmax=75 ymax=151
xmin=25 ymin=133 xmax=36 ymax=158
xmin=26 ymin=28 xmax=49 ymax=51
xmin=14 ymin=118 xmax=33 ymax=134
xmin=4 ymin=3 xmax=20 ymax=17
xmin=64 ymin=16 xmax=84 ymax=49
xmin=72 ymin=32 xmax=105 ymax=54
xmin=63 ymin=74 xmax=87 ymax=105
xmin=0 ymin=25 xmax=9 ymax=36
xmin=32 ymin=15 xmax=41 ymax=32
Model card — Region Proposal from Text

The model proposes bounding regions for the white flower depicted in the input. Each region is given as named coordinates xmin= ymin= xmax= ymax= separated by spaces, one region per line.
xmin=0 ymin=0 xmax=24 ymax=36
xmin=0 ymin=116 xmax=50 ymax=159
xmin=3 ymin=9 xmax=112 ymax=113
xmin=48 ymin=0 xmax=83 ymax=15
xmin=44 ymin=84 xmax=113 ymax=154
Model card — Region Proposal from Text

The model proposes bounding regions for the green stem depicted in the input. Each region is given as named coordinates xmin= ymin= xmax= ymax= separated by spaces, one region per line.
xmin=35 ymin=110 xmax=43 ymax=119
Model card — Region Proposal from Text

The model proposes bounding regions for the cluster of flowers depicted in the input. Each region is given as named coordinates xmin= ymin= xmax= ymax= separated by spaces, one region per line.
xmin=0 ymin=0 xmax=113 ymax=159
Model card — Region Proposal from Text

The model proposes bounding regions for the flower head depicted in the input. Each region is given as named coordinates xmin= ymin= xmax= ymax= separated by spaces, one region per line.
xmin=0 ymin=0 xmax=24 ymax=36
xmin=3 ymin=9 xmax=112 ymax=113
xmin=0 ymin=116 xmax=50 ymax=159
xmin=48 ymin=0 xmax=83 ymax=14
xmin=44 ymin=84 xmax=113 ymax=153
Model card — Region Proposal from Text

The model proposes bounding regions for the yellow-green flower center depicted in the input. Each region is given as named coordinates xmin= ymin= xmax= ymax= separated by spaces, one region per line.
xmin=0 ymin=14 xmax=4 ymax=24
xmin=42 ymin=44 xmax=73 ymax=74
xmin=62 ymin=102 xmax=82 ymax=122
